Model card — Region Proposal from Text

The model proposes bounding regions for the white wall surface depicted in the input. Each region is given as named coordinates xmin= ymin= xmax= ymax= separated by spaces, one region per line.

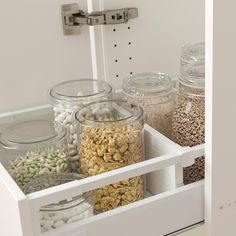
xmin=0 ymin=0 xmax=93 ymax=113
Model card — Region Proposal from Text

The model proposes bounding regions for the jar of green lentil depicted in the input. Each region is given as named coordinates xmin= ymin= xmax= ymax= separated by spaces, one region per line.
xmin=0 ymin=120 xmax=72 ymax=189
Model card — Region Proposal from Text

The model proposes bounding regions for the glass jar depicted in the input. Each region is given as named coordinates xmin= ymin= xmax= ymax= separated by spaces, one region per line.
xmin=75 ymin=100 xmax=145 ymax=212
xmin=172 ymin=63 xmax=205 ymax=184
xmin=23 ymin=173 xmax=93 ymax=233
xmin=122 ymin=72 xmax=175 ymax=138
xmin=180 ymin=42 xmax=205 ymax=69
xmin=49 ymin=79 xmax=112 ymax=159
xmin=0 ymin=120 xmax=71 ymax=189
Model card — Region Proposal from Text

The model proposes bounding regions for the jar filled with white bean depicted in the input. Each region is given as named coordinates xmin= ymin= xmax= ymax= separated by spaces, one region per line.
xmin=0 ymin=120 xmax=72 ymax=189
xmin=23 ymin=173 xmax=93 ymax=233
xmin=49 ymin=79 xmax=112 ymax=170
xmin=75 ymin=100 xmax=145 ymax=212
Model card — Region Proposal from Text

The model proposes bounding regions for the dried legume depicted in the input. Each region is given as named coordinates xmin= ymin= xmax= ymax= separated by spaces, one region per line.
xmin=6 ymin=149 xmax=71 ymax=189
xmin=79 ymin=122 xmax=144 ymax=212
xmin=54 ymin=107 xmax=79 ymax=157
xmin=40 ymin=200 xmax=93 ymax=233
xmin=172 ymin=95 xmax=205 ymax=184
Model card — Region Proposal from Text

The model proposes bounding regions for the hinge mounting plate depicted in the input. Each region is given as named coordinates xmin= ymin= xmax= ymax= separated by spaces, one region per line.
xmin=61 ymin=3 xmax=138 ymax=35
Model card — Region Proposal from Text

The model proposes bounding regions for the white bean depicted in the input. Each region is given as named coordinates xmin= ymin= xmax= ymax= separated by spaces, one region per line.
xmin=53 ymin=220 xmax=65 ymax=228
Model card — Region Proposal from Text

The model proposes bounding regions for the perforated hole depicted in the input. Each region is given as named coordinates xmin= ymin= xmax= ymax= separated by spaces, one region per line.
xmin=115 ymin=59 xmax=118 ymax=63
xmin=130 ymin=72 xmax=133 ymax=75
xmin=128 ymin=26 xmax=131 ymax=30
xmin=128 ymin=42 xmax=131 ymax=45
xmin=116 ymin=74 xmax=119 ymax=78
xmin=114 ymin=44 xmax=117 ymax=47
xmin=113 ymin=29 xmax=116 ymax=32
xmin=129 ymin=57 xmax=132 ymax=60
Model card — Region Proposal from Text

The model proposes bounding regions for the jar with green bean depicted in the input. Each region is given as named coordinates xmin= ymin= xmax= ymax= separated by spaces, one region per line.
xmin=0 ymin=120 xmax=72 ymax=189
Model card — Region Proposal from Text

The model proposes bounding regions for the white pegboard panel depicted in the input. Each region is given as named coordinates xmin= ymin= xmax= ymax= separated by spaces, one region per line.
xmin=88 ymin=0 xmax=205 ymax=90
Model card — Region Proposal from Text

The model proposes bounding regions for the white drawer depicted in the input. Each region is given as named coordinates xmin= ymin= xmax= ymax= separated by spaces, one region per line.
xmin=0 ymin=105 xmax=204 ymax=236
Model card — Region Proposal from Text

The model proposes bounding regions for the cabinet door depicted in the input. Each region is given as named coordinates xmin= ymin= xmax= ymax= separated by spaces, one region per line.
xmin=206 ymin=0 xmax=236 ymax=235
xmin=0 ymin=0 xmax=92 ymax=113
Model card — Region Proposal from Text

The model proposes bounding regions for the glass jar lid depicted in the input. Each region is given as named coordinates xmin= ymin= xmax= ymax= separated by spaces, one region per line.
xmin=122 ymin=72 xmax=173 ymax=98
xmin=0 ymin=120 xmax=66 ymax=150
xmin=75 ymin=100 xmax=143 ymax=128
xmin=179 ymin=62 xmax=205 ymax=89
xmin=181 ymin=42 xmax=205 ymax=65
xmin=49 ymin=79 xmax=112 ymax=102
xmin=22 ymin=173 xmax=91 ymax=211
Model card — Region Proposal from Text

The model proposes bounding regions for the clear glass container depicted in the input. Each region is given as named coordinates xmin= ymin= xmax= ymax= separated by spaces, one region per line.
xmin=23 ymin=173 xmax=93 ymax=233
xmin=49 ymin=79 xmax=112 ymax=160
xmin=75 ymin=100 xmax=145 ymax=212
xmin=180 ymin=42 xmax=205 ymax=69
xmin=122 ymin=72 xmax=175 ymax=138
xmin=172 ymin=63 xmax=205 ymax=184
xmin=0 ymin=120 xmax=71 ymax=189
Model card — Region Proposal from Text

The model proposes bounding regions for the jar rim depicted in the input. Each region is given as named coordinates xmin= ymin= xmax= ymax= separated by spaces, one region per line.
xmin=122 ymin=72 xmax=173 ymax=98
xmin=49 ymin=79 xmax=112 ymax=102
xmin=75 ymin=100 xmax=144 ymax=127
xmin=179 ymin=62 xmax=205 ymax=89
xmin=22 ymin=173 xmax=91 ymax=211
xmin=0 ymin=120 xmax=66 ymax=150
xmin=181 ymin=42 xmax=205 ymax=64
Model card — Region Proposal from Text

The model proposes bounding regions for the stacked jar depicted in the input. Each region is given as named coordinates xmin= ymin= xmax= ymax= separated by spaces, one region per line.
xmin=172 ymin=62 xmax=205 ymax=184
xmin=0 ymin=120 xmax=71 ymax=189
xmin=122 ymin=73 xmax=175 ymax=138
xmin=23 ymin=173 xmax=93 ymax=233
xmin=49 ymin=79 xmax=112 ymax=170
xmin=180 ymin=42 xmax=205 ymax=69
xmin=75 ymin=100 xmax=145 ymax=212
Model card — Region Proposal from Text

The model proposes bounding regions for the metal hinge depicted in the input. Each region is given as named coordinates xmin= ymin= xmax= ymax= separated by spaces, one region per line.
xmin=61 ymin=3 xmax=138 ymax=35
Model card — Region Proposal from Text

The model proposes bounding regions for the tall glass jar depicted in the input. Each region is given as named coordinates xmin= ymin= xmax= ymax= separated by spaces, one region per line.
xmin=180 ymin=42 xmax=205 ymax=69
xmin=0 ymin=120 xmax=71 ymax=189
xmin=75 ymin=100 xmax=145 ymax=212
xmin=49 ymin=79 xmax=112 ymax=160
xmin=122 ymin=72 xmax=175 ymax=138
xmin=172 ymin=63 xmax=205 ymax=184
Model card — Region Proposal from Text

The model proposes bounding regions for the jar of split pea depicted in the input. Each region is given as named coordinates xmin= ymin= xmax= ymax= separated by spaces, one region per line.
xmin=75 ymin=100 xmax=145 ymax=212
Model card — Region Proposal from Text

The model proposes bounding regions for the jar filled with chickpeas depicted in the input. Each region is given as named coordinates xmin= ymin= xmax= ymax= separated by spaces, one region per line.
xmin=75 ymin=100 xmax=145 ymax=212
xmin=49 ymin=79 xmax=112 ymax=170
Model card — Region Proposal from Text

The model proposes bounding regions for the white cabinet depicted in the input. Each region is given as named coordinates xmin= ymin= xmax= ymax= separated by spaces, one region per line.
xmin=1 ymin=0 xmax=232 ymax=235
